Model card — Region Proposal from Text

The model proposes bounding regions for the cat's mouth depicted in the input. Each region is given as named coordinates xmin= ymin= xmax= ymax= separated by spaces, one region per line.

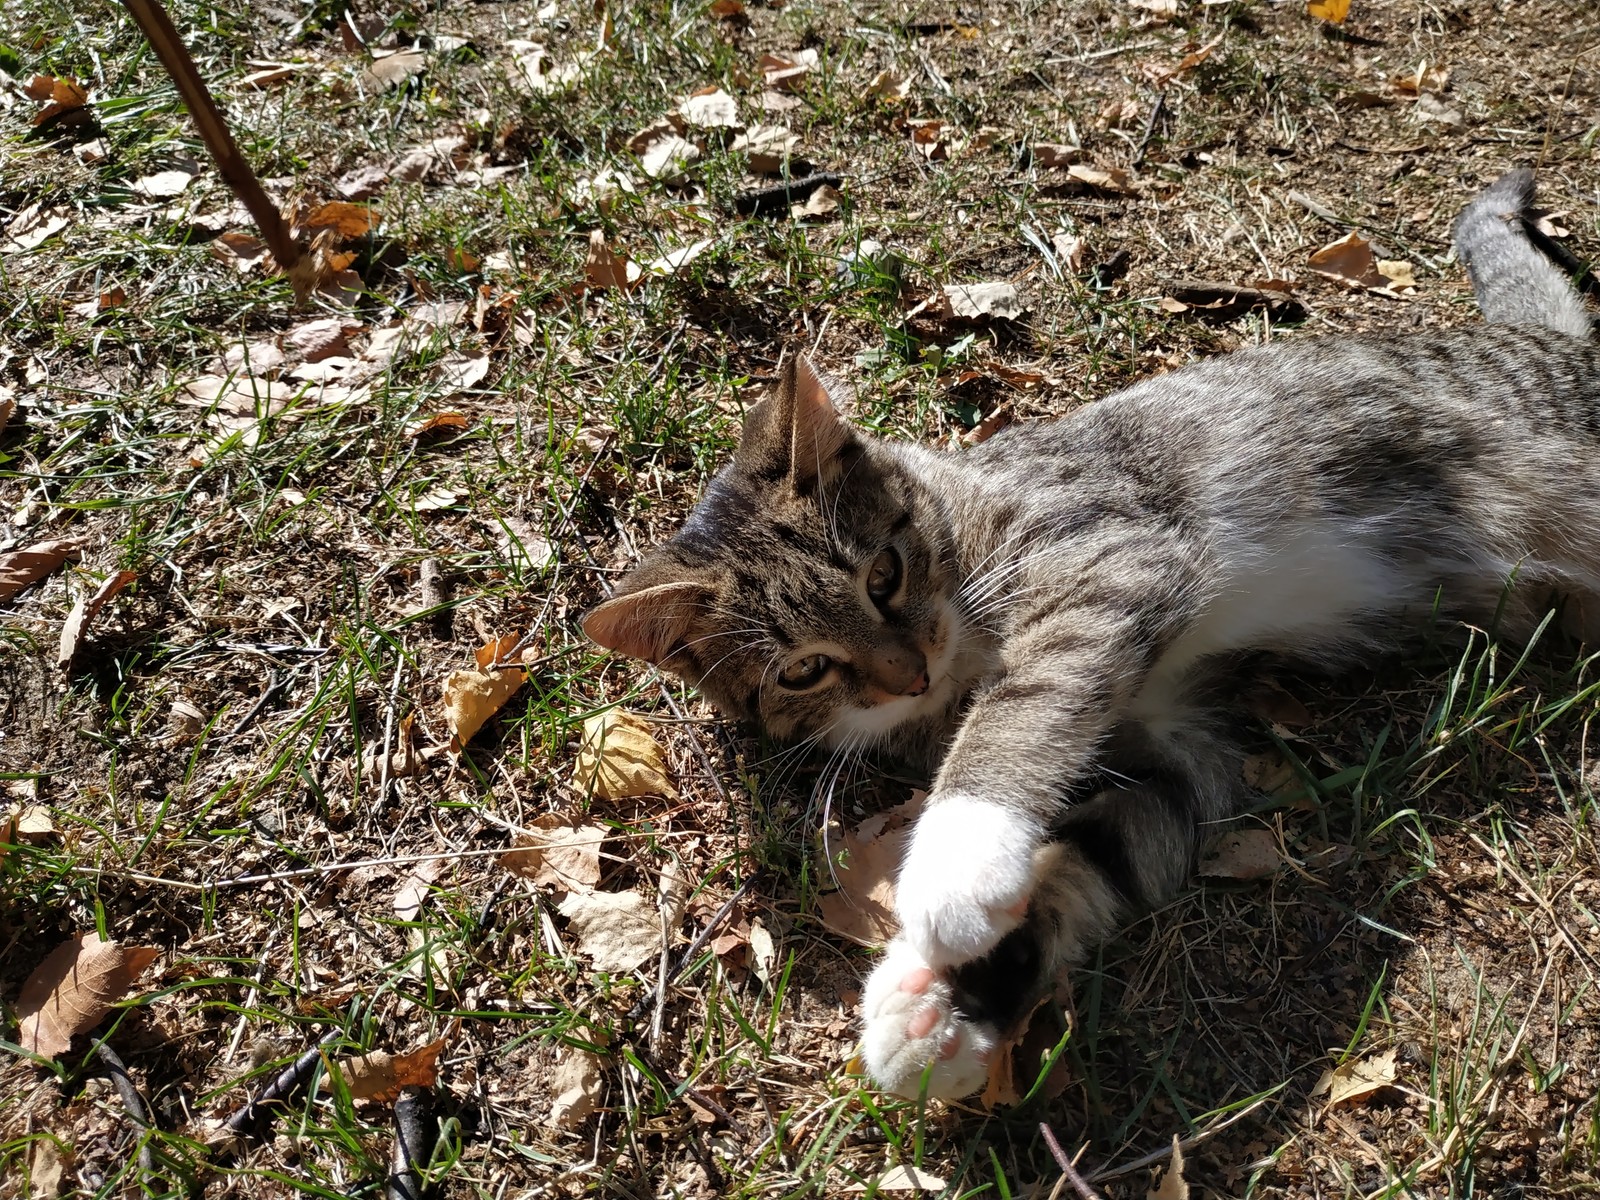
xmin=832 ymin=601 xmax=964 ymax=744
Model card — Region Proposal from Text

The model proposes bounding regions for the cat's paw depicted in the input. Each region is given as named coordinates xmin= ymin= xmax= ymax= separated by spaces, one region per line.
xmin=861 ymin=938 xmax=995 ymax=1099
xmin=895 ymin=794 xmax=1039 ymax=969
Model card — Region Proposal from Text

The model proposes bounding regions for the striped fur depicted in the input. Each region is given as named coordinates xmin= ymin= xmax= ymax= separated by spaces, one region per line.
xmin=584 ymin=170 xmax=1600 ymax=1098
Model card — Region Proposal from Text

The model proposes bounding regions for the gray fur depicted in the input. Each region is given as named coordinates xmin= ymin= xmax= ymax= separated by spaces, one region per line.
xmin=584 ymin=171 xmax=1600 ymax=1093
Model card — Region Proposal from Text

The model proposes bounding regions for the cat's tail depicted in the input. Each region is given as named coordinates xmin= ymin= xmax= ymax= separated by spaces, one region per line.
xmin=1455 ymin=168 xmax=1593 ymax=338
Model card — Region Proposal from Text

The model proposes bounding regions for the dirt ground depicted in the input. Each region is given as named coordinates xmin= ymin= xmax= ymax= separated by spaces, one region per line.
xmin=3 ymin=0 xmax=1600 ymax=1196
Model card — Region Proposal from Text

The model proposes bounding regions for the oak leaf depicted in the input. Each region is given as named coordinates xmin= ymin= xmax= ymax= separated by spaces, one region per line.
xmin=502 ymin=814 xmax=607 ymax=893
xmin=557 ymin=889 xmax=660 ymax=971
xmin=17 ymin=934 xmax=161 ymax=1060
xmin=575 ymin=710 xmax=674 ymax=799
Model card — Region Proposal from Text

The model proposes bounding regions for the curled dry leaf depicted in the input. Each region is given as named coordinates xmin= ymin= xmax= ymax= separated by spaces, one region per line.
xmin=549 ymin=1049 xmax=604 ymax=1128
xmin=443 ymin=635 xmax=529 ymax=751
xmin=1199 ymin=829 xmax=1285 ymax=881
xmin=25 ymin=74 xmax=89 ymax=126
xmin=1314 ymin=1047 xmax=1398 ymax=1108
xmin=866 ymin=67 xmax=912 ymax=103
xmin=1308 ymin=0 xmax=1351 ymax=22
xmin=1142 ymin=33 xmax=1222 ymax=87
xmin=1146 ymin=1137 xmax=1190 ymax=1200
xmin=131 ymin=168 xmax=199 ymax=199
xmin=0 ymin=386 xmax=15 ymax=436
xmin=557 ymin=889 xmax=661 ymax=971
xmin=17 ymin=933 xmax=161 ymax=1060
xmin=759 ymin=48 xmax=819 ymax=91
xmin=0 ymin=538 xmax=85 ymax=604
xmin=732 ymin=125 xmax=800 ymax=172
xmin=1308 ymin=232 xmax=1414 ymax=296
xmin=405 ymin=411 xmax=471 ymax=439
xmin=815 ymin=792 xmax=924 ymax=946
xmin=393 ymin=859 xmax=443 ymax=921
xmin=361 ymin=48 xmax=427 ymax=92
xmin=325 ymin=1037 xmax=447 ymax=1103
xmin=646 ymin=238 xmax=714 ymax=277
xmin=575 ymin=709 xmax=675 ymax=799
xmin=1066 ymin=163 xmax=1135 ymax=195
xmin=300 ymin=201 xmax=376 ymax=241
xmin=57 ymin=569 xmax=137 ymax=670
xmin=502 ymin=814 xmax=607 ymax=893
xmin=1031 ymin=142 xmax=1083 ymax=168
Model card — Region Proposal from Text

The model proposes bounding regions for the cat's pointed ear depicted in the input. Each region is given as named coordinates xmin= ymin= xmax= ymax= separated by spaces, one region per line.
xmin=582 ymin=580 xmax=709 ymax=666
xmin=739 ymin=355 xmax=856 ymax=494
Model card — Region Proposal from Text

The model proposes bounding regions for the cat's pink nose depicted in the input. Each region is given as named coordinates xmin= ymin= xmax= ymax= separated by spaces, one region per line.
xmin=904 ymin=671 xmax=929 ymax=697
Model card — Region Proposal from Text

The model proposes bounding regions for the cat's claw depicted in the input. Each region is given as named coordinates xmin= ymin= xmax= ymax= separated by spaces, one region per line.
xmin=895 ymin=794 xmax=1039 ymax=968
xmin=860 ymin=937 xmax=996 ymax=1099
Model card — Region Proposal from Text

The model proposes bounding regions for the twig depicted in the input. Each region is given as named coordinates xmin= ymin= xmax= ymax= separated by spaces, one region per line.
xmin=221 ymin=1029 xmax=343 ymax=1138
xmin=1084 ymin=1094 xmax=1276 ymax=1182
xmin=624 ymin=876 xmax=756 ymax=1026
xmin=1039 ymin=1123 xmax=1103 ymax=1200
xmin=116 ymin=0 xmax=308 ymax=293
xmin=94 ymin=1042 xmax=157 ymax=1178
xmin=71 ymin=844 xmax=535 ymax=891
xmin=1132 ymin=91 xmax=1166 ymax=167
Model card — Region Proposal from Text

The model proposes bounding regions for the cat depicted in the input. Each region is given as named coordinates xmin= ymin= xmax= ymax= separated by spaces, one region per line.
xmin=582 ymin=168 xmax=1600 ymax=1099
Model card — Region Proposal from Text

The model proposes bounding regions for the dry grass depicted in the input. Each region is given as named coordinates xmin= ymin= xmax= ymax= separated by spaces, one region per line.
xmin=3 ymin=0 xmax=1600 ymax=1196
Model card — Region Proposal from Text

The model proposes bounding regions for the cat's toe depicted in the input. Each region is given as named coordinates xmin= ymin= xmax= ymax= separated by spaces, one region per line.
xmin=860 ymin=938 xmax=995 ymax=1099
xmin=895 ymin=794 xmax=1038 ymax=968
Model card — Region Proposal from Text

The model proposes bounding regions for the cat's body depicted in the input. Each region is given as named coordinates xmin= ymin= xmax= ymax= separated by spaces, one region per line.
xmin=584 ymin=170 xmax=1600 ymax=1099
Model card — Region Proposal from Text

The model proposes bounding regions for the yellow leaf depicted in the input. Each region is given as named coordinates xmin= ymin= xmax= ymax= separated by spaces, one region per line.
xmin=575 ymin=710 xmax=674 ymax=799
xmin=443 ymin=636 xmax=529 ymax=751
xmin=1314 ymin=1047 xmax=1399 ymax=1107
xmin=1308 ymin=0 xmax=1350 ymax=22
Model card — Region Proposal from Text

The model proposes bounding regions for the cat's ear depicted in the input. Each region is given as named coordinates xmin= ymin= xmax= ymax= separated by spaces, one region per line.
xmin=582 ymin=580 xmax=709 ymax=666
xmin=739 ymin=354 xmax=856 ymax=494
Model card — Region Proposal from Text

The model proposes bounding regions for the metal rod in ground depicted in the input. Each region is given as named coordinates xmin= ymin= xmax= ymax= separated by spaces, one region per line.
xmin=223 ymin=1029 xmax=343 ymax=1137
xmin=115 ymin=0 xmax=309 ymax=292
xmin=387 ymin=1087 xmax=436 ymax=1200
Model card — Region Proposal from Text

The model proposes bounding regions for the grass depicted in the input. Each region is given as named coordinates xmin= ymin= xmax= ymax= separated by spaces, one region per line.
xmin=3 ymin=0 xmax=1600 ymax=1196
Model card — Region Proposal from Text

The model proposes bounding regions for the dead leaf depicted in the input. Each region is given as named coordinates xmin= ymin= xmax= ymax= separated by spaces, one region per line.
xmin=866 ymin=67 xmax=912 ymax=102
xmin=57 ymin=569 xmax=137 ymax=670
xmin=361 ymin=48 xmax=427 ymax=92
xmin=436 ymin=349 xmax=491 ymax=392
xmin=1066 ymin=163 xmax=1135 ymax=194
xmin=816 ymin=793 xmax=924 ymax=946
xmin=3 ymin=206 xmax=71 ymax=253
xmin=1241 ymin=750 xmax=1298 ymax=794
xmin=575 ymin=709 xmax=675 ymax=799
xmin=1051 ymin=232 xmax=1087 ymax=273
xmin=1130 ymin=0 xmax=1181 ymax=16
xmin=25 ymin=1138 xmax=70 ymax=1198
xmin=1146 ymin=1137 xmax=1189 ymax=1200
xmin=502 ymin=815 xmax=608 ymax=893
xmin=405 ymin=411 xmax=471 ymax=439
xmin=1308 ymin=0 xmax=1350 ymax=21
xmin=936 ymin=282 xmax=1025 ymax=322
xmin=645 ymin=238 xmax=714 ymax=276
xmin=760 ymin=48 xmax=818 ymax=92
xmin=848 ymin=1165 xmax=948 ymax=1192
xmin=443 ymin=636 xmax=529 ymax=751
xmin=325 ymin=1037 xmax=446 ymax=1103
xmin=792 ymin=184 xmax=841 ymax=219
xmin=639 ymin=131 xmax=700 ymax=180
xmin=300 ymin=201 xmax=376 ymax=241
xmin=16 ymin=933 xmax=161 ymax=1061
xmin=732 ymin=125 xmax=800 ymax=172
xmin=747 ymin=917 xmax=776 ymax=985
xmin=0 ymin=387 xmax=15 ymax=437
xmin=1142 ymin=33 xmax=1222 ymax=86
xmin=1198 ymin=829 xmax=1284 ymax=881
xmin=237 ymin=61 xmax=309 ymax=90
xmin=286 ymin=318 xmax=357 ymax=362
xmin=26 ymin=74 xmax=89 ymax=126
xmin=1031 ymin=142 xmax=1083 ymax=168
xmin=549 ymin=1048 xmax=603 ymax=1128
xmin=210 ymin=230 xmax=271 ymax=273
xmin=1313 ymin=1047 xmax=1398 ymax=1108
xmin=1308 ymin=231 xmax=1385 ymax=290
xmin=393 ymin=859 xmax=443 ymax=921
xmin=0 ymin=538 xmax=84 ymax=603
xmin=1390 ymin=62 xmax=1449 ymax=96
xmin=558 ymin=889 xmax=661 ymax=971
xmin=908 ymin=120 xmax=949 ymax=161
xmin=15 ymin=806 xmax=56 ymax=842
xmin=679 ymin=87 xmax=740 ymax=129
xmin=710 ymin=0 xmax=745 ymax=16
xmin=585 ymin=229 xmax=642 ymax=291
xmin=1376 ymin=259 xmax=1418 ymax=293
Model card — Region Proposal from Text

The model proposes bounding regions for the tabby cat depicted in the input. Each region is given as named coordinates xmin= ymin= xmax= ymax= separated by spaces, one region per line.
xmin=583 ymin=169 xmax=1600 ymax=1098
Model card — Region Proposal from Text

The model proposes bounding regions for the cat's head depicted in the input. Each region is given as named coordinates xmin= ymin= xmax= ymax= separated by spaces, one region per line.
xmin=583 ymin=357 xmax=962 ymax=748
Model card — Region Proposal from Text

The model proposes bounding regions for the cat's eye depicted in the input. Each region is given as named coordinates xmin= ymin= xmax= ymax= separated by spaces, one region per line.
xmin=779 ymin=653 xmax=833 ymax=689
xmin=866 ymin=547 xmax=902 ymax=606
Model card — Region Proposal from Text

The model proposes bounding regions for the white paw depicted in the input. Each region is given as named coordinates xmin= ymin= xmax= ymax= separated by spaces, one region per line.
xmin=860 ymin=938 xmax=996 ymax=1099
xmin=895 ymin=794 xmax=1039 ymax=969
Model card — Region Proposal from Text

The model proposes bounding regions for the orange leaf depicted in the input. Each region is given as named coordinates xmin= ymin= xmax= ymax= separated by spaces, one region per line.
xmin=326 ymin=1037 xmax=447 ymax=1102
xmin=1308 ymin=0 xmax=1351 ymax=22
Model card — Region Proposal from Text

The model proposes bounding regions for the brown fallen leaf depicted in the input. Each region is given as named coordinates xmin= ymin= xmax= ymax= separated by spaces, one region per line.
xmin=558 ymin=889 xmax=661 ymax=971
xmin=1160 ymin=279 xmax=1308 ymax=321
xmin=361 ymin=48 xmax=427 ymax=92
xmin=1031 ymin=142 xmax=1083 ymax=168
xmin=1199 ymin=829 xmax=1284 ymax=881
xmin=548 ymin=1048 xmax=604 ymax=1128
xmin=935 ymin=282 xmax=1025 ymax=322
xmin=405 ymin=412 xmax=471 ymax=439
xmin=1241 ymin=749 xmax=1298 ymax=794
xmin=25 ymin=1138 xmax=70 ymax=1198
xmin=17 ymin=933 xmax=161 ymax=1061
xmin=1146 ymin=1137 xmax=1190 ymax=1200
xmin=237 ymin=61 xmax=309 ymax=90
xmin=710 ymin=0 xmax=745 ymax=16
xmin=575 ymin=709 xmax=675 ymax=799
xmin=300 ymin=201 xmax=376 ymax=241
xmin=1065 ymin=162 xmax=1135 ymax=195
xmin=1390 ymin=62 xmax=1449 ymax=96
xmin=585 ymin=229 xmax=642 ymax=292
xmin=443 ymin=635 xmax=530 ymax=751
xmin=847 ymin=1165 xmax=949 ymax=1192
xmin=0 ymin=538 xmax=85 ymax=604
xmin=679 ymin=86 xmax=740 ymax=129
xmin=1313 ymin=1047 xmax=1398 ymax=1108
xmin=1308 ymin=231 xmax=1389 ymax=291
xmin=325 ymin=1037 xmax=447 ymax=1103
xmin=502 ymin=814 xmax=608 ymax=893
xmin=731 ymin=125 xmax=799 ymax=172
xmin=1142 ymin=33 xmax=1222 ymax=87
xmin=645 ymin=238 xmax=714 ymax=277
xmin=25 ymin=74 xmax=89 ymax=126
xmin=0 ymin=386 xmax=15 ymax=436
xmin=57 ymin=569 xmax=137 ymax=670
xmin=815 ymin=792 xmax=924 ymax=947
xmin=759 ymin=49 xmax=819 ymax=92
xmin=393 ymin=859 xmax=443 ymax=921
xmin=792 ymin=184 xmax=841 ymax=220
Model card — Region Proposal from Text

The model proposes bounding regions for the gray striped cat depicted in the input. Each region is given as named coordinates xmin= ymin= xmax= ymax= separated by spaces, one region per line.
xmin=583 ymin=169 xmax=1600 ymax=1098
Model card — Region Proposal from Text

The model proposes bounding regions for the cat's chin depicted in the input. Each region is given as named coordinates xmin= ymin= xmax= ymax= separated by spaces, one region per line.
xmin=831 ymin=600 xmax=971 ymax=746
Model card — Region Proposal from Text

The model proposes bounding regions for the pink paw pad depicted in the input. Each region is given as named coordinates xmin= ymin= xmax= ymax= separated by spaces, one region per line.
xmin=899 ymin=967 xmax=934 ymax=995
xmin=906 ymin=1006 xmax=941 ymax=1039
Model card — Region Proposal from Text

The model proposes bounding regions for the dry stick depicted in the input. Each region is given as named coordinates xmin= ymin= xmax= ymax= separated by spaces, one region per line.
xmin=116 ymin=0 xmax=311 ymax=297
xmin=1084 ymin=1095 xmax=1274 ymax=1183
xmin=1038 ymin=1123 xmax=1104 ymax=1200
xmin=94 ymin=1042 xmax=158 ymax=1178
